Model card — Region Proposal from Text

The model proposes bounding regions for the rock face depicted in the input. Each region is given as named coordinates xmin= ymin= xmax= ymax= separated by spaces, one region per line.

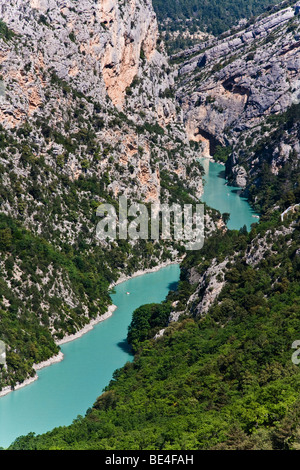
xmin=176 ymin=2 xmax=300 ymax=163
xmin=187 ymin=259 xmax=228 ymax=315
xmin=0 ymin=0 xmax=171 ymax=117
xmin=0 ymin=0 xmax=204 ymax=214
xmin=0 ymin=0 xmax=205 ymax=307
xmin=99 ymin=0 xmax=158 ymax=107
xmin=0 ymin=0 xmax=210 ymax=389
xmin=231 ymin=165 xmax=247 ymax=188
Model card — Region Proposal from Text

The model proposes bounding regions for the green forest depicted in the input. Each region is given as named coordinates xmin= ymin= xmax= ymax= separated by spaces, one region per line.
xmin=1 ymin=0 xmax=299 ymax=453
xmin=8 ymin=94 xmax=300 ymax=450
xmin=9 ymin=209 xmax=300 ymax=450
xmin=152 ymin=0 xmax=280 ymax=51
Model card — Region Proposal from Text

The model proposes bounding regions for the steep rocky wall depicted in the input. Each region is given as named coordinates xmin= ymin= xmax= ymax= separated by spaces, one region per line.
xmin=0 ymin=0 xmax=173 ymax=123
xmin=0 ymin=0 xmax=198 ymax=212
xmin=98 ymin=0 xmax=158 ymax=107
xmin=176 ymin=2 xmax=300 ymax=157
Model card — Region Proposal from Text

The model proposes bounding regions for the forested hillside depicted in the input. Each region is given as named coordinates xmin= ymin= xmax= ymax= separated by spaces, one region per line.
xmin=1 ymin=0 xmax=300 ymax=452
xmin=10 ymin=206 xmax=300 ymax=450
xmin=9 ymin=96 xmax=300 ymax=450
xmin=152 ymin=0 xmax=279 ymax=51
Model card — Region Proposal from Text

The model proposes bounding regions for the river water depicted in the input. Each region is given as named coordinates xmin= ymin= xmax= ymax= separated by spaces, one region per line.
xmin=0 ymin=158 xmax=258 ymax=448
xmin=199 ymin=158 xmax=259 ymax=231
xmin=0 ymin=265 xmax=180 ymax=448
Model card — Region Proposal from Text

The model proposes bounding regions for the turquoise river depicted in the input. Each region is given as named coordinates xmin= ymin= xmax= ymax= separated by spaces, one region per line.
xmin=199 ymin=157 xmax=259 ymax=231
xmin=0 ymin=158 xmax=258 ymax=448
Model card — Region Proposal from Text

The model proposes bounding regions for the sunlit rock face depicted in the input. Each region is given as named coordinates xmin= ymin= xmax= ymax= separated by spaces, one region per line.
xmin=175 ymin=2 xmax=300 ymax=187
xmin=0 ymin=0 xmax=202 ymax=212
xmin=98 ymin=0 xmax=158 ymax=107
xmin=177 ymin=3 xmax=300 ymax=148
xmin=0 ymin=0 xmax=173 ymax=122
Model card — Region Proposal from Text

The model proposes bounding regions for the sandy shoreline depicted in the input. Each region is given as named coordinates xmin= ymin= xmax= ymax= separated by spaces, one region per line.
xmin=56 ymin=304 xmax=118 ymax=346
xmin=109 ymin=258 xmax=181 ymax=288
xmin=0 ymin=259 xmax=181 ymax=398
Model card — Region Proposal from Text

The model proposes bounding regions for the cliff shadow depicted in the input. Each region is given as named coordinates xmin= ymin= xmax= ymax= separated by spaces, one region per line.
xmin=117 ymin=339 xmax=133 ymax=355
xmin=168 ymin=281 xmax=179 ymax=292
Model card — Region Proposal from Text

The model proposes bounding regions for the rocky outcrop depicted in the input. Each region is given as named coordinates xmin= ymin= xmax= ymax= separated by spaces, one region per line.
xmin=187 ymin=259 xmax=228 ymax=315
xmin=176 ymin=2 xmax=300 ymax=162
xmin=0 ymin=0 xmax=204 ymax=211
xmin=174 ymin=219 xmax=298 ymax=319
xmin=98 ymin=0 xmax=158 ymax=107
xmin=231 ymin=165 xmax=247 ymax=188
xmin=0 ymin=0 xmax=175 ymax=123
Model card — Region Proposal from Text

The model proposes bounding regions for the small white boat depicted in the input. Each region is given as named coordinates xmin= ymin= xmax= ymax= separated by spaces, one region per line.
xmin=126 ymin=292 xmax=130 ymax=295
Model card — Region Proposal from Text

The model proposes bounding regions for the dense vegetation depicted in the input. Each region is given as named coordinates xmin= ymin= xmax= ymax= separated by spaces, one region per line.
xmin=127 ymin=303 xmax=172 ymax=353
xmin=0 ymin=20 xmax=15 ymax=41
xmin=227 ymin=103 xmax=300 ymax=215
xmin=152 ymin=0 xmax=279 ymax=52
xmin=9 ymin=210 xmax=300 ymax=450
xmin=2 ymin=0 xmax=300 ymax=452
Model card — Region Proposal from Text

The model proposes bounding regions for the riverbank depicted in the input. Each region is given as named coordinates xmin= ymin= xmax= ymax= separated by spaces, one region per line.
xmin=56 ymin=304 xmax=118 ymax=346
xmin=0 ymin=259 xmax=182 ymax=399
xmin=0 ymin=262 xmax=182 ymax=448
xmin=0 ymin=304 xmax=118 ymax=398
xmin=0 ymin=352 xmax=65 ymax=398
xmin=110 ymin=258 xmax=182 ymax=288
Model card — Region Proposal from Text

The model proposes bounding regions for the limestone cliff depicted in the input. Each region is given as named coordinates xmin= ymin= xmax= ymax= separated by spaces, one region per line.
xmin=0 ymin=0 xmax=174 ymax=121
xmin=0 ymin=0 xmax=202 ymax=218
xmin=98 ymin=0 xmax=158 ymax=107
xmin=0 ymin=0 xmax=206 ymax=390
xmin=176 ymin=1 xmax=300 ymax=159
